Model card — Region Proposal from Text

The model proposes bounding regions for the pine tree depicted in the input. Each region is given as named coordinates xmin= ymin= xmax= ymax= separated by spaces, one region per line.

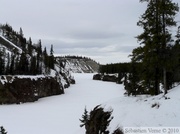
xmin=160 ymin=0 xmax=179 ymax=94
xmin=49 ymin=44 xmax=54 ymax=69
xmin=27 ymin=37 xmax=33 ymax=56
xmin=170 ymin=26 xmax=180 ymax=84
xmin=9 ymin=54 xmax=15 ymax=75
xmin=175 ymin=26 xmax=180 ymax=45
xmin=5 ymin=53 xmax=10 ymax=74
xmin=36 ymin=39 xmax=42 ymax=74
xmin=19 ymin=27 xmax=24 ymax=37
xmin=79 ymin=107 xmax=89 ymax=128
xmin=134 ymin=0 xmax=179 ymax=95
xmin=30 ymin=56 xmax=37 ymax=75
xmin=43 ymin=47 xmax=50 ymax=74
xmin=18 ymin=52 xmax=29 ymax=74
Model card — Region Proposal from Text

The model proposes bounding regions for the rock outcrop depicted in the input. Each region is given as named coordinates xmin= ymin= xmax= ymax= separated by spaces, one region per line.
xmin=93 ymin=73 xmax=122 ymax=84
xmin=0 ymin=74 xmax=74 ymax=104
xmin=56 ymin=56 xmax=100 ymax=73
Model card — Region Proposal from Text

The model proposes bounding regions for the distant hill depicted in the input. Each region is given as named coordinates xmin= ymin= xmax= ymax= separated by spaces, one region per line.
xmin=56 ymin=56 xmax=100 ymax=73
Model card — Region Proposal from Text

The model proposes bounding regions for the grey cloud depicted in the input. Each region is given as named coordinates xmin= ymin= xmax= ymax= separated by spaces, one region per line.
xmin=1 ymin=0 xmax=179 ymax=64
xmin=62 ymin=30 xmax=125 ymax=40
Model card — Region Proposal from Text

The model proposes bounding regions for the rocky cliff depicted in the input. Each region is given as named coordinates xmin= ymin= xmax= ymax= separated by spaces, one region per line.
xmin=0 ymin=24 xmax=76 ymax=104
xmin=56 ymin=56 xmax=100 ymax=73
xmin=0 ymin=73 xmax=75 ymax=104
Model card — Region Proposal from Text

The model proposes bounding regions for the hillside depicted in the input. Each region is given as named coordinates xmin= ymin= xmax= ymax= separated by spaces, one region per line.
xmin=56 ymin=56 xmax=100 ymax=73
xmin=0 ymin=24 xmax=75 ymax=104
xmin=0 ymin=35 xmax=22 ymax=54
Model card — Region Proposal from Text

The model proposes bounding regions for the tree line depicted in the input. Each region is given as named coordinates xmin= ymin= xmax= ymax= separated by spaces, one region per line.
xmin=100 ymin=0 xmax=180 ymax=96
xmin=0 ymin=23 xmax=55 ymax=75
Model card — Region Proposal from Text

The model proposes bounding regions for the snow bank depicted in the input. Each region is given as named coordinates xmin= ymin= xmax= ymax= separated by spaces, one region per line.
xmin=103 ymin=86 xmax=180 ymax=133
xmin=0 ymin=74 xmax=179 ymax=134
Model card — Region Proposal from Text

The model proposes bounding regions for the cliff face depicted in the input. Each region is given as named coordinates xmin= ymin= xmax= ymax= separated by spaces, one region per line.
xmin=56 ymin=56 xmax=100 ymax=73
xmin=0 ymin=25 xmax=76 ymax=104
xmin=0 ymin=74 xmax=74 ymax=104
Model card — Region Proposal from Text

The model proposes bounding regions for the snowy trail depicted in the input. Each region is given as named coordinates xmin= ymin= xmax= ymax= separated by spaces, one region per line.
xmin=0 ymin=73 xmax=124 ymax=134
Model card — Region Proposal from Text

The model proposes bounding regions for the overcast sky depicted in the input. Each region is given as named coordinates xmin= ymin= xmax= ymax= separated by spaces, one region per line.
xmin=1 ymin=0 xmax=180 ymax=64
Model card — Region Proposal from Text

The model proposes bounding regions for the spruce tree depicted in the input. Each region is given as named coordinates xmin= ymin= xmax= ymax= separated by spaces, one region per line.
xmin=5 ymin=53 xmax=10 ymax=74
xmin=175 ymin=26 xmax=180 ymax=45
xmin=19 ymin=27 xmax=24 ymax=37
xmin=49 ymin=44 xmax=54 ymax=69
xmin=27 ymin=37 xmax=33 ymax=56
xmin=0 ymin=49 xmax=5 ymax=75
xmin=134 ymin=0 xmax=179 ymax=95
xmin=36 ymin=39 xmax=42 ymax=74
xmin=79 ymin=107 xmax=89 ymax=128
xmin=9 ymin=54 xmax=15 ymax=75
xmin=160 ymin=0 xmax=179 ymax=94
xmin=43 ymin=47 xmax=50 ymax=74
xmin=19 ymin=52 xmax=29 ymax=74
xmin=30 ymin=56 xmax=37 ymax=75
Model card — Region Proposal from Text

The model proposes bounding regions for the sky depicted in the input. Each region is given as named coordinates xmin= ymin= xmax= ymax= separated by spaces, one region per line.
xmin=1 ymin=0 xmax=180 ymax=64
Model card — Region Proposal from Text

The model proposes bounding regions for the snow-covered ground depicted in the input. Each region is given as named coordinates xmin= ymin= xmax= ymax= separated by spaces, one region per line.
xmin=0 ymin=73 xmax=180 ymax=134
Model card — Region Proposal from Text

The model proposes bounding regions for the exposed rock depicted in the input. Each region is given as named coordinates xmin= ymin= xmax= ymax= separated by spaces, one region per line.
xmin=0 ymin=76 xmax=65 ymax=104
xmin=93 ymin=74 xmax=102 ymax=80
xmin=56 ymin=56 xmax=100 ymax=73
xmin=93 ymin=73 xmax=123 ymax=84
xmin=102 ymin=75 xmax=117 ymax=82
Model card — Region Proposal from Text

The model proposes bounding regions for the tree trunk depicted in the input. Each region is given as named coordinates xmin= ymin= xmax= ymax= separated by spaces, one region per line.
xmin=163 ymin=67 xmax=167 ymax=94
xmin=155 ymin=67 xmax=160 ymax=95
xmin=162 ymin=0 xmax=168 ymax=95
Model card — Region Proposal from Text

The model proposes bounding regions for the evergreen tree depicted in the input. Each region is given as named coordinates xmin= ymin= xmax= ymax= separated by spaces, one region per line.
xmin=170 ymin=26 xmax=180 ymax=84
xmin=30 ymin=56 xmax=37 ymax=75
xmin=19 ymin=27 xmax=24 ymax=37
xmin=160 ymin=0 xmax=179 ymax=94
xmin=0 ymin=126 xmax=7 ymax=134
xmin=80 ymin=105 xmax=113 ymax=134
xmin=134 ymin=0 xmax=179 ymax=95
xmin=18 ymin=52 xmax=29 ymax=74
xmin=43 ymin=47 xmax=50 ymax=74
xmin=43 ymin=47 xmax=48 ymax=65
xmin=175 ymin=26 xmax=180 ymax=45
xmin=0 ymin=48 xmax=5 ymax=75
xmin=27 ymin=37 xmax=33 ymax=56
xmin=80 ymin=107 xmax=89 ymax=128
xmin=36 ymin=39 xmax=42 ymax=74
xmin=5 ymin=53 xmax=10 ymax=74
xmin=49 ymin=44 xmax=54 ymax=69
xmin=9 ymin=54 xmax=15 ymax=75
xmin=14 ymin=55 xmax=20 ymax=74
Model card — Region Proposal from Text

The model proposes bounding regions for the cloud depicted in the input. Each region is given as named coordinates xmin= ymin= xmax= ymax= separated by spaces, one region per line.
xmin=0 ymin=0 xmax=180 ymax=64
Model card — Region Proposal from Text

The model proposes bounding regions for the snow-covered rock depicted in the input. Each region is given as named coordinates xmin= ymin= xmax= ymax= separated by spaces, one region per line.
xmin=56 ymin=56 xmax=100 ymax=73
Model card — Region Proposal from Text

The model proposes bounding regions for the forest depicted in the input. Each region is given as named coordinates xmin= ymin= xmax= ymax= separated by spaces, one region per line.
xmin=100 ymin=0 xmax=180 ymax=96
xmin=0 ymin=23 xmax=55 ymax=75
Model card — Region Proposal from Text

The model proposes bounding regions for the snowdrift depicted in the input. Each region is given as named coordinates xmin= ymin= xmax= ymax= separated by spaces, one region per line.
xmin=0 ymin=74 xmax=179 ymax=134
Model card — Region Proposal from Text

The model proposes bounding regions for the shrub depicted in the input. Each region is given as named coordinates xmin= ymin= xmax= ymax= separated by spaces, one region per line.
xmin=151 ymin=102 xmax=160 ymax=109
xmin=0 ymin=126 xmax=7 ymax=134
xmin=112 ymin=128 xmax=124 ymax=134
xmin=80 ymin=105 xmax=113 ymax=134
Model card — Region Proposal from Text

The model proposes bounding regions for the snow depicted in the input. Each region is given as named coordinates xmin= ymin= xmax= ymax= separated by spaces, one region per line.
xmin=0 ymin=73 xmax=180 ymax=134
xmin=0 ymin=74 xmax=53 ymax=85
xmin=0 ymin=35 xmax=22 ymax=53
